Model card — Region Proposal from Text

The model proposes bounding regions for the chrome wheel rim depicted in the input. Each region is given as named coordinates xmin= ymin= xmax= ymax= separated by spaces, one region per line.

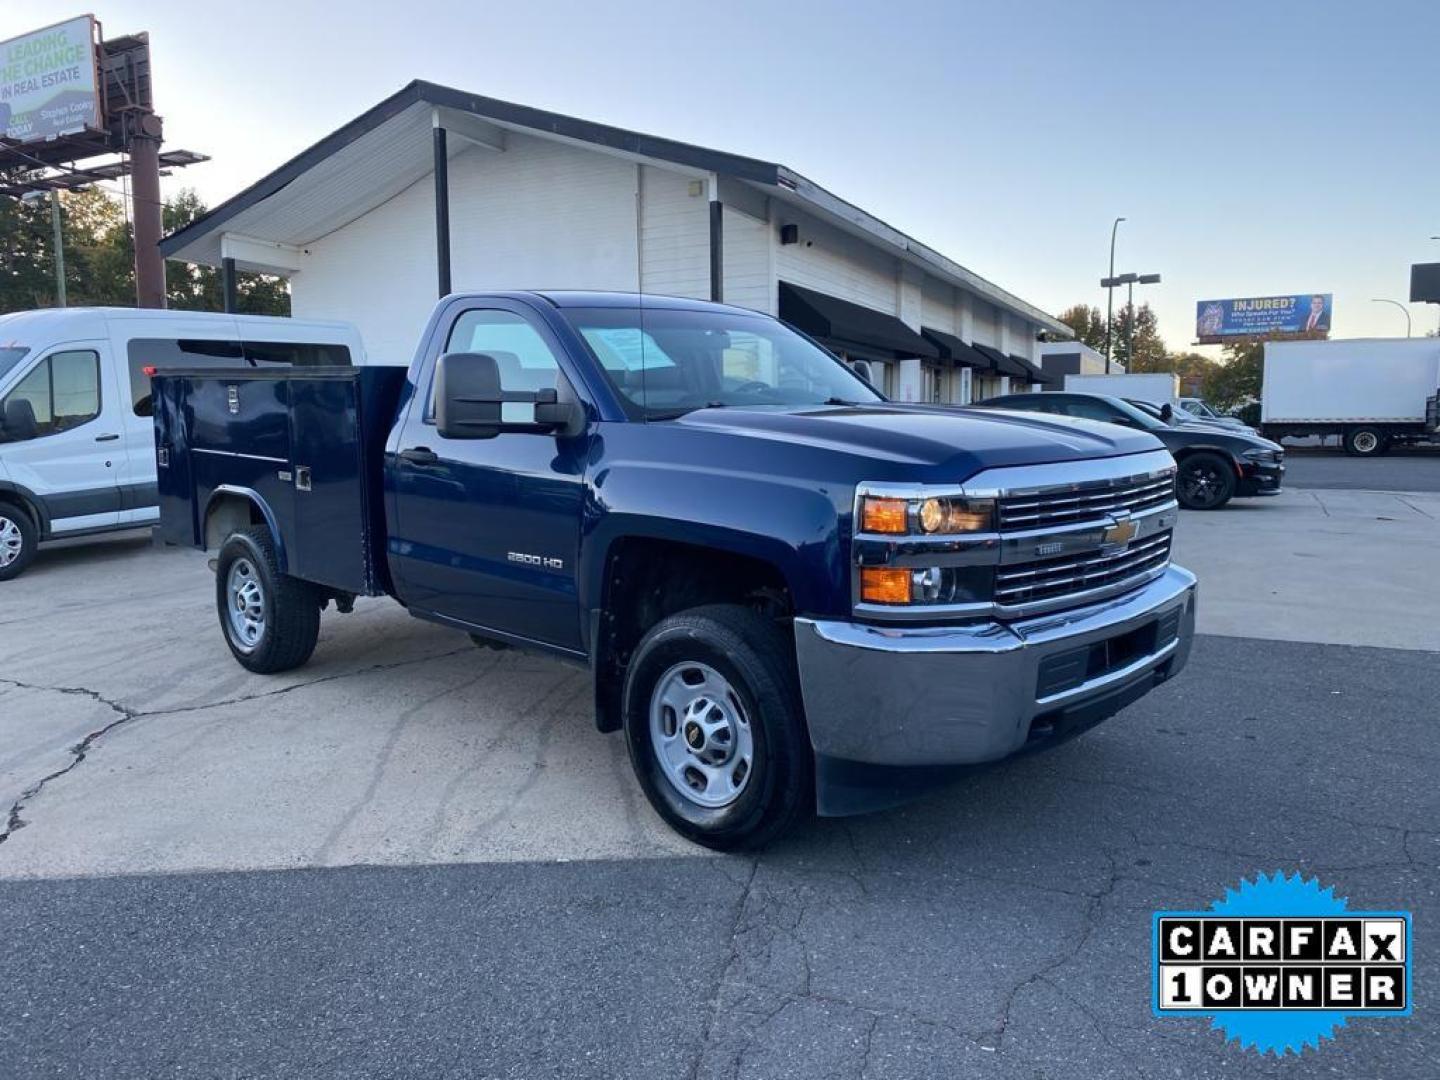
xmin=649 ymin=662 xmax=755 ymax=809
xmin=1353 ymin=431 xmax=1379 ymax=454
xmin=0 ymin=516 xmax=21 ymax=568
xmin=225 ymin=557 xmax=266 ymax=653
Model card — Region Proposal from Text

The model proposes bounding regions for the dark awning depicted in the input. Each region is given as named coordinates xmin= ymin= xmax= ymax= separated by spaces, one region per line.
xmin=1010 ymin=354 xmax=1053 ymax=385
xmin=780 ymin=282 xmax=938 ymax=359
xmin=972 ymin=343 xmax=1026 ymax=378
xmin=919 ymin=327 xmax=992 ymax=369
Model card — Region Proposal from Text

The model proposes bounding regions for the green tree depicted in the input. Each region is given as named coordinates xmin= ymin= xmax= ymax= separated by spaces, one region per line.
xmin=0 ymin=184 xmax=289 ymax=316
xmin=1112 ymin=302 xmax=1167 ymax=372
xmin=1202 ymin=340 xmax=1264 ymax=411
xmin=1057 ymin=303 xmax=1107 ymax=351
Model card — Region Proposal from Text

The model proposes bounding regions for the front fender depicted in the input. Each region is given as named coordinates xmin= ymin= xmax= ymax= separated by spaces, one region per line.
xmin=579 ymin=461 xmax=849 ymax=619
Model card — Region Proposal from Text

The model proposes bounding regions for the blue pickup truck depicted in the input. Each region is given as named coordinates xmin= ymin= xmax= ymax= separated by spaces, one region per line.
xmin=154 ymin=291 xmax=1196 ymax=848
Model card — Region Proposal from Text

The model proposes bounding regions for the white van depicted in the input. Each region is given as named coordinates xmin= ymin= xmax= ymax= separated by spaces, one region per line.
xmin=0 ymin=307 xmax=369 ymax=580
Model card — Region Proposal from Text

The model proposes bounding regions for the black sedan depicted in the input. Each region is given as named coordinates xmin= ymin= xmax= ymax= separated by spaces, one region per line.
xmin=975 ymin=391 xmax=1285 ymax=510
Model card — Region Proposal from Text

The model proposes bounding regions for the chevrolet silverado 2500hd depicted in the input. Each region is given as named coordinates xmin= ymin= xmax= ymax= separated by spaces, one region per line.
xmin=154 ymin=291 xmax=1197 ymax=849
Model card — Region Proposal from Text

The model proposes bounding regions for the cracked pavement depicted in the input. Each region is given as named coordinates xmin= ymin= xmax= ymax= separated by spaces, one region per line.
xmin=0 ymin=487 xmax=1437 ymax=1079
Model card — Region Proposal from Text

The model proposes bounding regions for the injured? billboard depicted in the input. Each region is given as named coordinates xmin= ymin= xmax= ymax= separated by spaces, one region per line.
xmin=1195 ymin=294 xmax=1332 ymax=343
xmin=0 ymin=16 xmax=101 ymax=144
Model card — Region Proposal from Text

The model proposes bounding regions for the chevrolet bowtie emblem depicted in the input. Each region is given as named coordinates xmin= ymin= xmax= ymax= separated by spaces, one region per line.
xmin=1102 ymin=517 xmax=1137 ymax=547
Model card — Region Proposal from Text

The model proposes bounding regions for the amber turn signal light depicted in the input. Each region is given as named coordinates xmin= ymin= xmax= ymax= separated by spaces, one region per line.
xmin=860 ymin=497 xmax=908 ymax=534
xmin=860 ymin=567 xmax=912 ymax=604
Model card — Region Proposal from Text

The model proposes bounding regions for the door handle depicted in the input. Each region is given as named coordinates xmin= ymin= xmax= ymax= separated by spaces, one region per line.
xmin=95 ymin=433 xmax=120 ymax=442
xmin=398 ymin=447 xmax=439 ymax=465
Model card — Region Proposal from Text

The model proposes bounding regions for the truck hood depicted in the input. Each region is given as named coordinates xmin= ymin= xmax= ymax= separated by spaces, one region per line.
xmin=670 ymin=403 xmax=1163 ymax=477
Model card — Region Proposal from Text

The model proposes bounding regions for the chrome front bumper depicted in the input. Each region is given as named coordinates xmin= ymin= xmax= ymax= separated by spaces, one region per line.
xmin=794 ymin=565 xmax=1197 ymax=772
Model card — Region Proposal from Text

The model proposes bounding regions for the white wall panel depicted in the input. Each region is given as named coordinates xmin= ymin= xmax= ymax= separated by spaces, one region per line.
xmin=289 ymin=175 xmax=437 ymax=366
xmin=723 ymin=204 xmax=773 ymax=314
xmin=640 ymin=165 xmax=709 ymax=300
xmin=448 ymin=133 xmax=639 ymax=294
xmin=775 ymin=211 xmax=898 ymax=314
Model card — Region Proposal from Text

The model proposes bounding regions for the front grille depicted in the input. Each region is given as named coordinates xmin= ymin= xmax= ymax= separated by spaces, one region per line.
xmin=997 ymin=472 xmax=1175 ymax=531
xmin=995 ymin=531 xmax=1172 ymax=607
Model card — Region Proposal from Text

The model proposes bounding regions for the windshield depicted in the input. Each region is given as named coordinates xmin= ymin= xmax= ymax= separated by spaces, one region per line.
xmin=1180 ymin=398 xmax=1218 ymax=418
xmin=560 ymin=306 xmax=883 ymax=419
xmin=1106 ymin=397 xmax=1168 ymax=430
xmin=0 ymin=347 xmax=29 ymax=384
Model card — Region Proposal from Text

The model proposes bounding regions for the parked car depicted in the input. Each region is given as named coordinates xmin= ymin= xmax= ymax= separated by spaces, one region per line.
xmin=0 ymin=307 xmax=369 ymax=580
xmin=1176 ymin=396 xmax=1257 ymax=434
xmin=153 ymin=291 xmax=1196 ymax=849
xmin=1126 ymin=398 xmax=1257 ymax=437
xmin=977 ymin=391 xmax=1284 ymax=510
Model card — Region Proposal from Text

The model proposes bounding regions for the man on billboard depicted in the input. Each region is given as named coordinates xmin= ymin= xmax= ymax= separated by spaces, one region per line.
xmin=1303 ymin=294 xmax=1329 ymax=332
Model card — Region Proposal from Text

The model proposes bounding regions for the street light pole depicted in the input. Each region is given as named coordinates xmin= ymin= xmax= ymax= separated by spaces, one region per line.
xmin=1370 ymin=298 xmax=1411 ymax=337
xmin=1104 ymin=217 xmax=1125 ymax=372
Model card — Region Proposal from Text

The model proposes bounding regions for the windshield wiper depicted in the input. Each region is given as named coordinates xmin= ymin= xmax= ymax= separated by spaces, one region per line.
xmin=823 ymin=397 xmax=863 ymax=407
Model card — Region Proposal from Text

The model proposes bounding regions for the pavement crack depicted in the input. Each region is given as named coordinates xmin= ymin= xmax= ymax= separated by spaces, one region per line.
xmin=0 ymin=647 xmax=471 ymax=853
xmin=982 ymin=850 xmax=1120 ymax=1052
xmin=687 ymin=857 xmax=760 ymax=1080
xmin=0 ymin=678 xmax=139 ymax=846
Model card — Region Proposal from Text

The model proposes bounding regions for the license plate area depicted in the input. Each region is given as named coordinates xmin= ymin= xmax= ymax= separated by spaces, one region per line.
xmin=1036 ymin=609 xmax=1180 ymax=701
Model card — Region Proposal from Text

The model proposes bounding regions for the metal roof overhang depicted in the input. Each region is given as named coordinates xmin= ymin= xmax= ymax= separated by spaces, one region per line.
xmin=160 ymin=80 xmax=1072 ymax=336
xmin=920 ymin=327 xmax=991 ymax=369
xmin=780 ymin=283 xmax=938 ymax=359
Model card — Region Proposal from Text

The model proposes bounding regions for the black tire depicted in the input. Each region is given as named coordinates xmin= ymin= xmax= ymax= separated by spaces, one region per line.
xmin=622 ymin=604 xmax=812 ymax=851
xmin=1176 ymin=452 xmax=1237 ymax=510
xmin=0 ymin=503 xmax=38 ymax=582
xmin=215 ymin=526 xmax=321 ymax=673
xmin=1344 ymin=427 xmax=1386 ymax=456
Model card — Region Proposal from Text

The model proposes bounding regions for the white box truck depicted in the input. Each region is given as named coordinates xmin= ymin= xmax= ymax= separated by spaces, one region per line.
xmin=1261 ymin=338 xmax=1440 ymax=455
xmin=1064 ymin=372 xmax=1179 ymax=404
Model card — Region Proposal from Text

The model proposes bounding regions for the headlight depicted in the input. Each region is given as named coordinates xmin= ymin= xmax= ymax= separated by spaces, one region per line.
xmin=859 ymin=494 xmax=995 ymax=535
xmin=860 ymin=565 xmax=993 ymax=606
xmin=1241 ymin=448 xmax=1280 ymax=463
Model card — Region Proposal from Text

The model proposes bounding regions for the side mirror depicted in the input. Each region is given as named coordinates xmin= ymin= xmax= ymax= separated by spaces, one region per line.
xmin=434 ymin=352 xmax=582 ymax=440
xmin=2 ymin=398 xmax=38 ymax=442
xmin=1159 ymin=402 xmax=1174 ymax=423
xmin=849 ymin=360 xmax=873 ymax=385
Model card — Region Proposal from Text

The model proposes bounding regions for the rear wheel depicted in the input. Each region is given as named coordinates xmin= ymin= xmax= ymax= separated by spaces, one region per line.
xmin=1344 ymin=427 xmax=1386 ymax=456
xmin=215 ymin=526 xmax=321 ymax=673
xmin=623 ymin=604 xmax=812 ymax=850
xmin=1176 ymin=452 xmax=1236 ymax=510
xmin=0 ymin=505 xmax=37 ymax=581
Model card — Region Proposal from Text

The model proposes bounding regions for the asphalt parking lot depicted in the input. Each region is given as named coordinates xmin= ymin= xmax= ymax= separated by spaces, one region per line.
xmin=2 ymin=468 xmax=1437 ymax=1078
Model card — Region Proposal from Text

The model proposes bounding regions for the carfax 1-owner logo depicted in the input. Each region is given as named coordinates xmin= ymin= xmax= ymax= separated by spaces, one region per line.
xmin=1152 ymin=872 xmax=1412 ymax=1055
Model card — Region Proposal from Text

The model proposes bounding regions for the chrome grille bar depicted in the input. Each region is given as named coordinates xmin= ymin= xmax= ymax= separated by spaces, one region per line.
xmin=996 ymin=532 xmax=1173 ymax=604
xmin=998 ymin=474 xmax=1175 ymax=530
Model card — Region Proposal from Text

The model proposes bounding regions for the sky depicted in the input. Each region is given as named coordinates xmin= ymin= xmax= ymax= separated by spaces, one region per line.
xmin=4 ymin=0 xmax=1438 ymax=350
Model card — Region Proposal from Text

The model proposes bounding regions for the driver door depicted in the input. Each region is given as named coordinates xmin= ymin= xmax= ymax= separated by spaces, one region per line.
xmin=1 ymin=344 xmax=123 ymax=535
xmin=389 ymin=304 xmax=589 ymax=652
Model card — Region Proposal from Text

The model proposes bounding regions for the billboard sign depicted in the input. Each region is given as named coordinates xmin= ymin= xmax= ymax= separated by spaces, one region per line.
xmin=0 ymin=16 xmax=101 ymax=144
xmin=1410 ymin=264 xmax=1440 ymax=305
xmin=1195 ymin=294 xmax=1332 ymax=342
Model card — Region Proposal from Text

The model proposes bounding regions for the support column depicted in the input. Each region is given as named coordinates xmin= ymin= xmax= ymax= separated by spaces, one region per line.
xmin=221 ymin=257 xmax=237 ymax=313
xmin=708 ymin=197 xmax=724 ymax=303
xmin=433 ymin=126 xmax=451 ymax=298
xmin=130 ymin=116 xmax=167 ymax=309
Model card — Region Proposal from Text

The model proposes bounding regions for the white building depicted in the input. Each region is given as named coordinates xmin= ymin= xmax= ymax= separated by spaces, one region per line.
xmin=162 ymin=81 xmax=1065 ymax=402
xmin=1038 ymin=340 xmax=1119 ymax=388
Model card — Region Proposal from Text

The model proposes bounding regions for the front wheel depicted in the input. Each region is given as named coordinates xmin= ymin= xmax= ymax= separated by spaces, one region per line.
xmin=0 ymin=506 xmax=38 ymax=581
xmin=215 ymin=526 xmax=321 ymax=673
xmin=1176 ymin=452 xmax=1236 ymax=510
xmin=623 ymin=604 xmax=812 ymax=850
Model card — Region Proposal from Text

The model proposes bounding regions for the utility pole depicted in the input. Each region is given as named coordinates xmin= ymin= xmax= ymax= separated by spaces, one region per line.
xmin=1104 ymin=217 xmax=1125 ymax=372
